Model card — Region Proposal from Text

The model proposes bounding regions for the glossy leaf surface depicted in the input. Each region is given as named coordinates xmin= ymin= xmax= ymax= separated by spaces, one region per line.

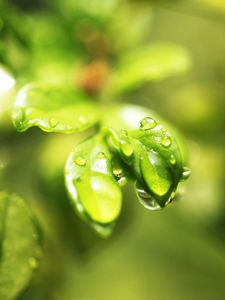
xmin=104 ymin=104 xmax=190 ymax=209
xmin=65 ymin=135 xmax=122 ymax=237
xmin=12 ymin=83 xmax=100 ymax=133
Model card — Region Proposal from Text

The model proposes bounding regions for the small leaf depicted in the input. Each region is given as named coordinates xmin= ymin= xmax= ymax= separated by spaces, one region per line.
xmin=104 ymin=104 xmax=189 ymax=209
xmin=12 ymin=83 xmax=100 ymax=133
xmin=65 ymin=135 xmax=122 ymax=237
xmin=0 ymin=193 xmax=41 ymax=300
xmin=109 ymin=42 xmax=191 ymax=92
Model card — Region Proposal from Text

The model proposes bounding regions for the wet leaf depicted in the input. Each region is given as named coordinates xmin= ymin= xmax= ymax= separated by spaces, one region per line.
xmin=65 ymin=135 xmax=122 ymax=237
xmin=104 ymin=104 xmax=189 ymax=209
xmin=0 ymin=193 xmax=41 ymax=300
xmin=12 ymin=83 xmax=100 ymax=133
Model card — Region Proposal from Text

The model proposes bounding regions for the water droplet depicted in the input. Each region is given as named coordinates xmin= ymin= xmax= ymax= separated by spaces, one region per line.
xmin=181 ymin=167 xmax=191 ymax=180
xmin=140 ymin=117 xmax=157 ymax=130
xmin=120 ymin=141 xmax=133 ymax=157
xmin=28 ymin=257 xmax=38 ymax=270
xmin=75 ymin=156 xmax=86 ymax=166
xmin=49 ymin=118 xmax=59 ymax=128
xmin=97 ymin=152 xmax=105 ymax=159
xmin=113 ymin=167 xmax=123 ymax=178
xmin=120 ymin=129 xmax=128 ymax=136
xmin=161 ymin=136 xmax=172 ymax=148
xmin=136 ymin=183 xmax=162 ymax=211
xmin=169 ymin=154 xmax=176 ymax=165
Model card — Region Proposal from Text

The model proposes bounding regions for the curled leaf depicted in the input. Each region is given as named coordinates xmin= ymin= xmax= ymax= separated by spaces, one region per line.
xmin=0 ymin=193 xmax=42 ymax=300
xmin=12 ymin=83 xmax=100 ymax=133
xmin=65 ymin=135 xmax=122 ymax=237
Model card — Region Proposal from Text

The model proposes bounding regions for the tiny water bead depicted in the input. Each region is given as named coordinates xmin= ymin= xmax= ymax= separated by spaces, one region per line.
xmin=140 ymin=117 xmax=157 ymax=130
xmin=97 ymin=152 xmax=105 ymax=159
xmin=113 ymin=167 xmax=123 ymax=178
xmin=49 ymin=118 xmax=59 ymax=128
xmin=136 ymin=183 xmax=162 ymax=211
xmin=75 ymin=156 xmax=86 ymax=166
xmin=161 ymin=136 xmax=172 ymax=148
xmin=181 ymin=166 xmax=191 ymax=180
xmin=120 ymin=141 xmax=134 ymax=157
xmin=169 ymin=154 xmax=176 ymax=165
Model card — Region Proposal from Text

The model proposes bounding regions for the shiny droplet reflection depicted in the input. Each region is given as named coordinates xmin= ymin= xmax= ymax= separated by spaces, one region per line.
xmin=97 ymin=152 xmax=105 ymax=159
xmin=75 ymin=156 xmax=86 ymax=166
xmin=49 ymin=118 xmax=59 ymax=128
xmin=140 ymin=117 xmax=157 ymax=130
xmin=161 ymin=136 xmax=172 ymax=148
xmin=136 ymin=183 xmax=162 ymax=211
xmin=181 ymin=166 xmax=191 ymax=180
xmin=169 ymin=154 xmax=176 ymax=165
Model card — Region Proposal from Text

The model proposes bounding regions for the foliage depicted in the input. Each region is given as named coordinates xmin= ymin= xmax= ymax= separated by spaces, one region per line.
xmin=5 ymin=0 xmax=225 ymax=299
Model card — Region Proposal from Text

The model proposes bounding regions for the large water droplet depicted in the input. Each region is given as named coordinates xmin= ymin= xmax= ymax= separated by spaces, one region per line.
xmin=49 ymin=118 xmax=59 ymax=128
xmin=161 ymin=136 xmax=172 ymax=148
xmin=136 ymin=183 xmax=162 ymax=211
xmin=181 ymin=166 xmax=191 ymax=180
xmin=140 ymin=117 xmax=157 ymax=130
xmin=75 ymin=156 xmax=86 ymax=166
xmin=97 ymin=152 xmax=105 ymax=159
xmin=169 ymin=154 xmax=176 ymax=165
xmin=28 ymin=257 xmax=38 ymax=270
xmin=120 ymin=141 xmax=133 ymax=157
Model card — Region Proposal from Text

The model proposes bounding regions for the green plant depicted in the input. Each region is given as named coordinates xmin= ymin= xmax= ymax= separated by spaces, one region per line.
xmin=0 ymin=0 xmax=192 ymax=299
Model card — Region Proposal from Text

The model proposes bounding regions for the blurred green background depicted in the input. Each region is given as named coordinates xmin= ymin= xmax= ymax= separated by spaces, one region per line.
xmin=0 ymin=0 xmax=225 ymax=299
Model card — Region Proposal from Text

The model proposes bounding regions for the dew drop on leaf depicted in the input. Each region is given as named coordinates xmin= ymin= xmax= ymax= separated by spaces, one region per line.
xmin=113 ymin=167 xmax=123 ymax=178
xmin=140 ymin=117 xmax=157 ymax=130
xmin=136 ymin=183 xmax=162 ymax=211
xmin=181 ymin=166 xmax=191 ymax=180
xmin=49 ymin=118 xmax=59 ymax=128
xmin=120 ymin=141 xmax=133 ymax=157
xmin=169 ymin=154 xmax=176 ymax=165
xmin=161 ymin=136 xmax=172 ymax=148
xmin=97 ymin=152 xmax=105 ymax=159
xmin=75 ymin=156 xmax=86 ymax=166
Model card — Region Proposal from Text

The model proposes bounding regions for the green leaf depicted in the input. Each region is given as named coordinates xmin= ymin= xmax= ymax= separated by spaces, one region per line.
xmin=65 ymin=135 xmax=122 ymax=237
xmin=0 ymin=193 xmax=42 ymax=300
xmin=103 ymin=105 xmax=190 ymax=209
xmin=12 ymin=83 xmax=100 ymax=133
xmin=108 ymin=42 xmax=191 ymax=92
